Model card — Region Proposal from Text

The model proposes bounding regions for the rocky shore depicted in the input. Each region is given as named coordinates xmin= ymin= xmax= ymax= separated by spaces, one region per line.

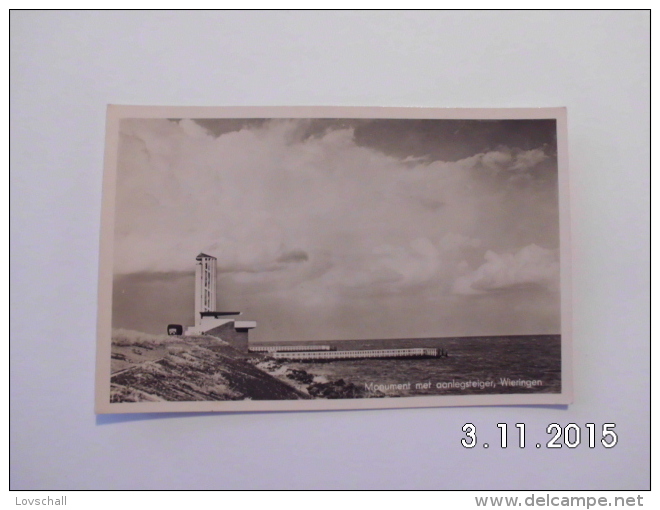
xmin=109 ymin=330 xmax=373 ymax=403
xmin=251 ymin=359 xmax=376 ymax=399
xmin=110 ymin=330 xmax=308 ymax=402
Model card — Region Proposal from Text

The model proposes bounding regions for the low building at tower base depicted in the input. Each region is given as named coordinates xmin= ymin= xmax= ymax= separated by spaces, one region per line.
xmin=185 ymin=314 xmax=256 ymax=353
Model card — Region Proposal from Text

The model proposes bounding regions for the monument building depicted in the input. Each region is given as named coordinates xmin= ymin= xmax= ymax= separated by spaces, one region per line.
xmin=182 ymin=252 xmax=256 ymax=352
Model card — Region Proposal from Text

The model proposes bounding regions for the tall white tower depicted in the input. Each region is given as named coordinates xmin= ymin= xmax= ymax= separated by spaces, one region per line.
xmin=194 ymin=252 xmax=217 ymax=327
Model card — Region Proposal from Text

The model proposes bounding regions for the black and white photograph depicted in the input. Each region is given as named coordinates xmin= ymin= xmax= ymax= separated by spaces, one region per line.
xmin=95 ymin=105 xmax=572 ymax=413
xmin=14 ymin=10 xmax=647 ymax=492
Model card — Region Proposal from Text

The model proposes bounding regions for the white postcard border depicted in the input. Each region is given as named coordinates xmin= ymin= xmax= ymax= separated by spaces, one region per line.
xmin=95 ymin=105 xmax=572 ymax=414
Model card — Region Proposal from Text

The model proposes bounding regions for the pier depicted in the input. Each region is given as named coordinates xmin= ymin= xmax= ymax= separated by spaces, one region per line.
xmin=248 ymin=345 xmax=336 ymax=353
xmin=270 ymin=347 xmax=446 ymax=361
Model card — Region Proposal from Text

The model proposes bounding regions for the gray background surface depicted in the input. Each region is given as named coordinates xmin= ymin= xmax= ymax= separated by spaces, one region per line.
xmin=10 ymin=10 xmax=649 ymax=489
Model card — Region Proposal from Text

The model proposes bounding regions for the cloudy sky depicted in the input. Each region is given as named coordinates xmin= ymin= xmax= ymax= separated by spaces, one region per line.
xmin=112 ymin=116 xmax=560 ymax=342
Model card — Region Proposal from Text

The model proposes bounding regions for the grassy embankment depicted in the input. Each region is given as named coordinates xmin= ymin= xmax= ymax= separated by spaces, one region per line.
xmin=111 ymin=329 xmax=374 ymax=403
xmin=110 ymin=329 xmax=308 ymax=403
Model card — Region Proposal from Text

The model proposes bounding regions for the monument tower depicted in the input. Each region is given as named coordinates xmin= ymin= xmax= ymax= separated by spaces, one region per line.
xmin=185 ymin=252 xmax=256 ymax=352
xmin=194 ymin=253 xmax=217 ymax=327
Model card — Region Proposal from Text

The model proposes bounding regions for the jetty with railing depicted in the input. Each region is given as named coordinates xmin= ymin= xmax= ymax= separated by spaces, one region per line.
xmin=269 ymin=347 xmax=447 ymax=362
xmin=248 ymin=345 xmax=336 ymax=353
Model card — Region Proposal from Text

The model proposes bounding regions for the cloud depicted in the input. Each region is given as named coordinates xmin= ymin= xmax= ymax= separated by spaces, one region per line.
xmin=453 ymin=244 xmax=559 ymax=295
xmin=510 ymin=148 xmax=548 ymax=171
xmin=276 ymin=249 xmax=309 ymax=264
xmin=111 ymin=118 xmax=561 ymax=338
xmin=317 ymin=237 xmax=442 ymax=292
xmin=459 ymin=147 xmax=549 ymax=175
xmin=113 ymin=119 xmax=558 ymax=301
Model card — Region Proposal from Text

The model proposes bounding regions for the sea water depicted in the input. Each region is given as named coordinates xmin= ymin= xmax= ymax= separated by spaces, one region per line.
xmin=259 ymin=335 xmax=561 ymax=397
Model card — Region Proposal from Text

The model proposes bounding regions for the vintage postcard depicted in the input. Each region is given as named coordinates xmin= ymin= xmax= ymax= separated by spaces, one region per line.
xmin=95 ymin=106 xmax=572 ymax=413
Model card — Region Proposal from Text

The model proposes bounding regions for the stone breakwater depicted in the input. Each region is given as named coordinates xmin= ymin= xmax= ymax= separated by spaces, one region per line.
xmin=251 ymin=359 xmax=376 ymax=399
